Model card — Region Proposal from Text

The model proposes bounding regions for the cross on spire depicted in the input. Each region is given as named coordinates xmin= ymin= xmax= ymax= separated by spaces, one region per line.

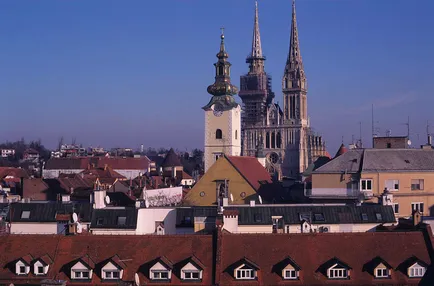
xmin=220 ymin=27 xmax=225 ymax=37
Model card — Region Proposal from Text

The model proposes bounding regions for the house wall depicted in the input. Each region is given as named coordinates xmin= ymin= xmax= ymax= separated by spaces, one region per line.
xmin=311 ymin=173 xmax=359 ymax=191
xmin=235 ymin=223 xmax=381 ymax=234
xmin=42 ymin=169 xmax=83 ymax=179
xmin=362 ymin=172 xmax=434 ymax=217
xmin=143 ymin=187 xmax=183 ymax=207
xmin=115 ymin=169 xmax=145 ymax=179
xmin=184 ymin=157 xmax=256 ymax=206
xmin=91 ymin=229 xmax=137 ymax=235
xmin=136 ymin=208 xmax=177 ymax=235
xmin=10 ymin=223 xmax=57 ymax=234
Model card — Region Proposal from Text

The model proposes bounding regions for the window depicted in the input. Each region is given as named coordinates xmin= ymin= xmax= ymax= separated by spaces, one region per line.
xmin=104 ymin=270 xmax=120 ymax=279
xmin=254 ymin=213 xmax=262 ymax=222
xmin=74 ymin=271 xmax=90 ymax=279
xmin=329 ymin=268 xmax=348 ymax=279
xmin=214 ymin=152 xmax=223 ymax=162
xmin=385 ymin=179 xmax=399 ymax=191
xmin=152 ymin=270 xmax=169 ymax=279
xmin=216 ymin=129 xmax=223 ymax=139
xmin=284 ymin=269 xmax=298 ymax=279
xmin=183 ymin=216 xmax=191 ymax=224
xmin=117 ymin=216 xmax=126 ymax=226
xmin=37 ymin=266 xmax=44 ymax=274
xmin=218 ymin=66 xmax=224 ymax=76
xmin=393 ymin=203 xmax=399 ymax=214
xmin=375 ymin=213 xmax=383 ymax=221
xmin=235 ymin=130 xmax=238 ymax=140
xmin=361 ymin=213 xmax=368 ymax=221
xmin=411 ymin=179 xmax=424 ymax=190
xmin=183 ymin=270 xmax=200 ymax=280
xmin=314 ymin=213 xmax=325 ymax=221
xmin=360 ymin=179 xmax=373 ymax=191
xmin=409 ymin=266 xmax=425 ymax=277
xmin=376 ymin=268 xmax=389 ymax=278
xmin=19 ymin=266 xmax=26 ymax=274
xmin=236 ymin=269 xmax=255 ymax=279
xmin=386 ymin=143 xmax=392 ymax=148
xmin=21 ymin=211 xmax=30 ymax=219
xmin=412 ymin=202 xmax=424 ymax=213
xmin=97 ymin=218 xmax=103 ymax=225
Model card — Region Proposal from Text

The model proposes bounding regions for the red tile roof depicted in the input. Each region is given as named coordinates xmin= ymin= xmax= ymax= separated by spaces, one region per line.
xmin=0 ymin=234 xmax=213 ymax=285
xmin=22 ymin=178 xmax=49 ymax=200
xmin=219 ymin=231 xmax=431 ymax=285
xmin=81 ymin=166 xmax=125 ymax=179
xmin=0 ymin=167 xmax=29 ymax=180
xmin=334 ymin=143 xmax=348 ymax=158
xmin=225 ymin=156 xmax=272 ymax=191
xmin=45 ymin=157 xmax=151 ymax=171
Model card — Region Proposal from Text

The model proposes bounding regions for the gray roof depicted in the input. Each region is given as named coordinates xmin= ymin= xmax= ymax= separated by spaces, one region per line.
xmin=362 ymin=149 xmax=434 ymax=172
xmin=314 ymin=149 xmax=363 ymax=174
xmin=314 ymin=148 xmax=434 ymax=174
xmin=91 ymin=207 xmax=138 ymax=229
xmin=226 ymin=204 xmax=395 ymax=225
xmin=7 ymin=202 xmax=92 ymax=223
xmin=175 ymin=204 xmax=395 ymax=226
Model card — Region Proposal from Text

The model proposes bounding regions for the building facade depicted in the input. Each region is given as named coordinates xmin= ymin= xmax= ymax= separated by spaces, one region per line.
xmin=203 ymin=32 xmax=241 ymax=172
xmin=240 ymin=1 xmax=326 ymax=180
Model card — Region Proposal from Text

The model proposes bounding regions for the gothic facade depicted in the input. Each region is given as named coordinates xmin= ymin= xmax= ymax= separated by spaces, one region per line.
xmin=240 ymin=1 xmax=327 ymax=179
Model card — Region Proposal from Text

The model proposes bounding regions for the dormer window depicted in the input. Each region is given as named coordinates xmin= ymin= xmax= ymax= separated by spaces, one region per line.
xmin=328 ymin=265 xmax=348 ymax=279
xmin=70 ymin=256 xmax=94 ymax=280
xmin=180 ymin=256 xmax=204 ymax=281
xmin=15 ymin=254 xmax=33 ymax=275
xmin=101 ymin=255 xmax=125 ymax=280
xmin=149 ymin=256 xmax=172 ymax=281
xmin=228 ymin=258 xmax=259 ymax=281
xmin=33 ymin=255 xmax=52 ymax=276
xmin=21 ymin=210 xmax=30 ymax=219
xmin=408 ymin=262 xmax=426 ymax=278
xmin=376 ymin=267 xmax=389 ymax=278
xmin=276 ymin=257 xmax=301 ymax=280
xmin=319 ymin=258 xmax=351 ymax=280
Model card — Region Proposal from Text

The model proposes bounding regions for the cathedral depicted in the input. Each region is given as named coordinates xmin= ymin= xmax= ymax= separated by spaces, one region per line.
xmin=203 ymin=0 xmax=327 ymax=179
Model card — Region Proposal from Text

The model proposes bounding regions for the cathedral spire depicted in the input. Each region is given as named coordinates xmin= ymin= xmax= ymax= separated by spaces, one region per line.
xmin=287 ymin=0 xmax=304 ymax=71
xmin=246 ymin=0 xmax=265 ymax=74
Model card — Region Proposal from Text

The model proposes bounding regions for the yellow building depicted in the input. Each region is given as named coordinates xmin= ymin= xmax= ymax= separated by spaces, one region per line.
xmin=183 ymin=155 xmax=273 ymax=206
xmin=311 ymin=148 xmax=434 ymax=218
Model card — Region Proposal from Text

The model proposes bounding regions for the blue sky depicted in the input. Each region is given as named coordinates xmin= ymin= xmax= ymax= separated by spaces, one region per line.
xmin=1 ymin=0 xmax=434 ymax=153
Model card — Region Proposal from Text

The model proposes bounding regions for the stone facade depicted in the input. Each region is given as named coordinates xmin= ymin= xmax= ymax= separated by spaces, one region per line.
xmin=240 ymin=1 xmax=327 ymax=179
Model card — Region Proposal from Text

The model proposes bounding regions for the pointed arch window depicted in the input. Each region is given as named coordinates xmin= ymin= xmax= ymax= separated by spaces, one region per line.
xmin=276 ymin=132 xmax=282 ymax=148
xmin=271 ymin=132 xmax=276 ymax=149
xmin=216 ymin=129 xmax=223 ymax=139
xmin=266 ymin=132 xmax=270 ymax=149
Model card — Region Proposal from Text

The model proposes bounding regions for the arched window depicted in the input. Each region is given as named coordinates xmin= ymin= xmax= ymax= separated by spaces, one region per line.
xmin=216 ymin=129 xmax=223 ymax=139
xmin=235 ymin=130 xmax=238 ymax=140
xmin=276 ymin=132 xmax=282 ymax=148
xmin=266 ymin=132 xmax=270 ymax=149
xmin=271 ymin=132 xmax=276 ymax=149
xmin=218 ymin=66 xmax=224 ymax=76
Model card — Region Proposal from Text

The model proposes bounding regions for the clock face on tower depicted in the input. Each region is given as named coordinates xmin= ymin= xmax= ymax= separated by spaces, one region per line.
xmin=213 ymin=104 xmax=223 ymax=117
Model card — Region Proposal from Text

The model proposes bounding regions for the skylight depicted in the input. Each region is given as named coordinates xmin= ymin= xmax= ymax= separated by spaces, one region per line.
xmin=117 ymin=216 xmax=127 ymax=226
xmin=361 ymin=213 xmax=368 ymax=221
xmin=21 ymin=211 xmax=30 ymax=219
xmin=375 ymin=213 xmax=382 ymax=221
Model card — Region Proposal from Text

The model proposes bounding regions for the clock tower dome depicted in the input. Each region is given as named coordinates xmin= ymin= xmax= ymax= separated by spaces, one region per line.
xmin=203 ymin=29 xmax=241 ymax=172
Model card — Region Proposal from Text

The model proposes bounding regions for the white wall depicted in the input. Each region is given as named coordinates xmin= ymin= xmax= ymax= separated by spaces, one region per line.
xmin=115 ymin=169 xmax=144 ymax=179
xmin=142 ymin=187 xmax=183 ymax=207
xmin=236 ymin=223 xmax=381 ymax=234
xmin=15 ymin=261 xmax=29 ymax=275
xmin=136 ymin=208 xmax=177 ymax=235
xmin=91 ymin=229 xmax=137 ymax=235
xmin=223 ymin=215 xmax=238 ymax=233
xmin=42 ymin=169 xmax=83 ymax=179
xmin=11 ymin=223 xmax=57 ymax=234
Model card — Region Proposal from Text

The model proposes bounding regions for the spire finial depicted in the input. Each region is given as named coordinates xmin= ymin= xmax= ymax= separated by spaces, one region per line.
xmin=220 ymin=27 xmax=225 ymax=39
xmin=217 ymin=27 xmax=228 ymax=59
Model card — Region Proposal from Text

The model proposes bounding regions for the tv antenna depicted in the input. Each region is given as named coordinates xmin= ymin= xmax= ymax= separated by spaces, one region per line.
xmin=72 ymin=213 xmax=78 ymax=223
xmin=105 ymin=195 xmax=111 ymax=205
xmin=258 ymin=195 xmax=263 ymax=205
xmin=230 ymin=193 xmax=234 ymax=202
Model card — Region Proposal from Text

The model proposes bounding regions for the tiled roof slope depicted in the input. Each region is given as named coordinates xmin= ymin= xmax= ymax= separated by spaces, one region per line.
xmin=161 ymin=148 xmax=183 ymax=168
xmin=219 ymin=231 xmax=431 ymax=285
xmin=0 ymin=167 xmax=29 ymax=179
xmin=0 ymin=234 xmax=213 ymax=285
xmin=315 ymin=149 xmax=434 ymax=174
xmin=226 ymin=156 xmax=272 ymax=191
xmin=45 ymin=157 xmax=151 ymax=170
xmin=314 ymin=149 xmax=363 ymax=173
xmin=362 ymin=149 xmax=434 ymax=172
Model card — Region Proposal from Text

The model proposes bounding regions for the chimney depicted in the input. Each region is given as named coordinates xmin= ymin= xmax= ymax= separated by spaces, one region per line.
xmin=429 ymin=135 xmax=432 ymax=146
xmin=412 ymin=210 xmax=422 ymax=226
xmin=92 ymin=189 xmax=107 ymax=209
xmin=172 ymin=166 xmax=177 ymax=178
xmin=222 ymin=197 xmax=228 ymax=207
xmin=61 ymin=194 xmax=70 ymax=203
xmin=250 ymin=200 xmax=255 ymax=207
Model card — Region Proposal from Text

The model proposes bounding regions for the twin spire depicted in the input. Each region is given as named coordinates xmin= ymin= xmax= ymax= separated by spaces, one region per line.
xmin=250 ymin=1 xmax=264 ymax=60
xmin=287 ymin=0 xmax=304 ymax=71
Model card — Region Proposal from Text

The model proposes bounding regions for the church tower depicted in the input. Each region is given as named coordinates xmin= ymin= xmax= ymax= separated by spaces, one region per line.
xmin=282 ymin=0 xmax=308 ymax=126
xmin=203 ymin=30 xmax=241 ymax=172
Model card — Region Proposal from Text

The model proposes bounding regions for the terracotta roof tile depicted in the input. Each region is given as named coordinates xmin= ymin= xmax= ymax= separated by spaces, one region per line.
xmin=0 ymin=234 xmax=213 ymax=285
xmin=334 ymin=143 xmax=348 ymax=158
xmin=225 ymin=156 xmax=272 ymax=191
xmin=0 ymin=167 xmax=29 ymax=179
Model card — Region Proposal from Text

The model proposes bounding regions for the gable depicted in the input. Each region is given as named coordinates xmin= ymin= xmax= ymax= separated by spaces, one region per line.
xmin=102 ymin=261 xmax=119 ymax=271
xmin=72 ymin=261 xmax=89 ymax=270
xmin=182 ymin=262 xmax=200 ymax=271
xmin=184 ymin=157 xmax=256 ymax=206
xmin=150 ymin=261 xmax=169 ymax=271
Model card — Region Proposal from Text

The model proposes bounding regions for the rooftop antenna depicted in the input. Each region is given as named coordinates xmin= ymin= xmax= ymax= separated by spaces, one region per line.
xmin=371 ymin=104 xmax=374 ymax=147
xmin=72 ymin=213 xmax=78 ymax=223
xmin=258 ymin=195 xmax=263 ymax=204
xmin=358 ymin=121 xmax=363 ymax=148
